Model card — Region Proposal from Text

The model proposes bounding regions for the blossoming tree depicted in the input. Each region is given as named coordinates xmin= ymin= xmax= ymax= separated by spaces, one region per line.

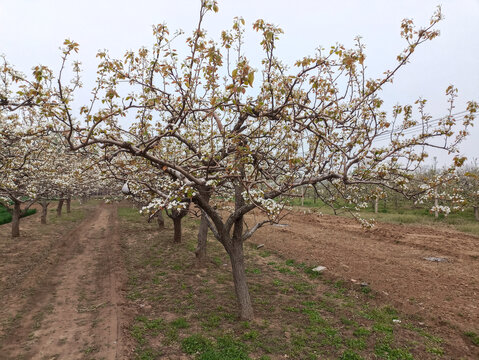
xmin=457 ymin=164 xmax=479 ymax=221
xmin=9 ymin=2 xmax=477 ymax=319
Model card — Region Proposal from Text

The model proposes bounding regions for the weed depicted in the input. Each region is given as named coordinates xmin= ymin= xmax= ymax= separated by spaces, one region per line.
xmin=374 ymin=342 xmax=413 ymax=360
xmin=82 ymin=345 xmax=99 ymax=354
xmin=272 ymin=279 xmax=283 ymax=287
xmin=464 ymin=331 xmax=479 ymax=346
xmin=182 ymin=334 xmax=212 ymax=354
xmin=340 ymin=349 xmax=365 ymax=360
xmin=426 ymin=346 xmax=444 ymax=355
xmin=242 ymin=330 xmax=259 ymax=340
xmin=171 ymin=317 xmax=190 ymax=329
xmin=201 ymin=314 xmax=222 ymax=329
xmin=340 ymin=317 xmax=356 ymax=327
xmin=346 ymin=337 xmax=366 ymax=350
xmin=285 ymin=259 xmax=296 ymax=266
xmin=182 ymin=335 xmax=250 ymax=360
xmin=353 ymin=327 xmax=371 ymax=338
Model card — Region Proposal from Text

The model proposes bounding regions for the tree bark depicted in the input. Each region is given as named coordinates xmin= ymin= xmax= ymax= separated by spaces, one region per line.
xmin=474 ymin=206 xmax=479 ymax=222
xmin=374 ymin=197 xmax=379 ymax=214
xmin=195 ymin=191 xmax=211 ymax=264
xmin=12 ymin=201 xmax=21 ymax=238
xmin=157 ymin=211 xmax=165 ymax=229
xmin=57 ymin=199 xmax=64 ymax=217
xmin=40 ymin=200 xmax=49 ymax=224
xmin=227 ymin=180 xmax=254 ymax=320
xmin=166 ymin=207 xmax=189 ymax=243
xmin=66 ymin=197 xmax=71 ymax=213
xmin=434 ymin=188 xmax=439 ymax=218
xmin=172 ymin=216 xmax=182 ymax=243
xmin=196 ymin=212 xmax=209 ymax=263
xmin=228 ymin=240 xmax=254 ymax=320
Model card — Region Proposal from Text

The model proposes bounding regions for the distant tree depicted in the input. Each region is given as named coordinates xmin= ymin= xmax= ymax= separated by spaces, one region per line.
xmin=457 ymin=163 xmax=479 ymax=221
xmin=414 ymin=166 xmax=463 ymax=218
xmin=0 ymin=111 xmax=49 ymax=236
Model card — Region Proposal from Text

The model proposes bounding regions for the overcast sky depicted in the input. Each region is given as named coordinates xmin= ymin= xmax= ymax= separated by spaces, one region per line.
xmin=1 ymin=0 xmax=478 ymax=166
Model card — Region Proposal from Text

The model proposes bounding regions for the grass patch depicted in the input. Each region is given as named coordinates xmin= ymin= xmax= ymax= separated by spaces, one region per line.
xmin=290 ymin=198 xmax=479 ymax=237
xmin=0 ymin=204 xmax=36 ymax=225
xmin=464 ymin=331 xmax=479 ymax=346
xmin=118 ymin=206 xmax=460 ymax=359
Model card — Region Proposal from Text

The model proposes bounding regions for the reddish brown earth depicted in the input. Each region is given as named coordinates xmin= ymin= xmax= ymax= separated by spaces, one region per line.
xmin=0 ymin=203 xmax=127 ymax=360
xmin=2 ymin=203 xmax=478 ymax=358
xmin=252 ymin=210 xmax=479 ymax=357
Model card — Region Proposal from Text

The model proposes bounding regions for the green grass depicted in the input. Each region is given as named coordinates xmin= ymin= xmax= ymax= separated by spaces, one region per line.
xmin=118 ymin=206 xmax=144 ymax=223
xmin=288 ymin=197 xmax=479 ymax=236
xmin=0 ymin=204 xmax=36 ymax=225
xmin=118 ymin=205 xmax=454 ymax=359
xmin=464 ymin=331 xmax=479 ymax=346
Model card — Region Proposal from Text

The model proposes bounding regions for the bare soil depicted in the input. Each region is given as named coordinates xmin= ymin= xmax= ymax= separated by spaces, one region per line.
xmin=2 ymin=202 xmax=478 ymax=359
xmin=251 ymin=210 xmax=479 ymax=356
xmin=0 ymin=203 xmax=126 ymax=360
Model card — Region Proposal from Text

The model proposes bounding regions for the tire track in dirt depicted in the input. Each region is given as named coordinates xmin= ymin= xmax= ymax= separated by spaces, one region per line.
xmin=1 ymin=203 xmax=124 ymax=360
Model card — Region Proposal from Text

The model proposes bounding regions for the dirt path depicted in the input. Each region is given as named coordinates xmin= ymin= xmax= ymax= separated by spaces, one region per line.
xmin=1 ymin=203 xmax=124 ymax=360
xmin=251 ymin=211 xmax=479 ymax=355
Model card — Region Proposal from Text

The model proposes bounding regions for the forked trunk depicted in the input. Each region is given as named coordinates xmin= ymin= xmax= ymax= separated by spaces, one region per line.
xmin=40 ymin=200 xmax=49 ymax=224
xmin=195 ymin=213 xmax=208 ymax=263
xmin=57 ymin=199 xmax=64 ymax=217
xmin=66 ymin=197 xmax=71 ymax=213
xmin=12 ymin=202 xmax=21 ymax=238
xmin=173 ymin=216 xmax=182 ymax=243
xmin=157 ymin=211 xmax=165 ymax=229
xmin=228 ymin=240 xmax=254 ymax=320
xmin=474 ymin=206 xmax=479 ymax=222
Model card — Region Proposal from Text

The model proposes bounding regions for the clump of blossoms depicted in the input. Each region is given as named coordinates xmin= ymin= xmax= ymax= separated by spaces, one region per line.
xmin=430 ymin=205 xmax=451 ymax=216
xmin=138 ymin=181 xmax=197 ymax=215
xmin=242 ymin=188 xmax=283 ymax=220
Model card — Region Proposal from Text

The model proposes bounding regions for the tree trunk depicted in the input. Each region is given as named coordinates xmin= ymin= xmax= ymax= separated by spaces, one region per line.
xmin=66 ymin=197 xmax=71 ymax=213
xmin=374 ymin=197 xmax=379 ymax=214
xmin=228 ymin=240 xmax=254 ymax=320
xmin=57 ymin=199 xmax=64 ymax=217
xmin=173 ymin=216 xmax=182 ymax=243
xmin=195 ymin=191 xmax=211 ymax=264
xmin=40 ymin=200 xmax=49 ymax=224
xmin=434 ymin=189 xmax=439 ymax=218
xmin=196 ymin=212 xmax=209 ymax=263
xmin=474 ymin=206 xmax=479 ymax=222
xmin=157 ymin=211 xmax=165 ymax=229
xmin=12 ymin=201 xmax=21 ymax=238
xmin=228 ymin=180 xmax=253 ymax=320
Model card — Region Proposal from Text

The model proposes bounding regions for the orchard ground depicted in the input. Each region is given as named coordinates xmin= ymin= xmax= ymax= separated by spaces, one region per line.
xmin=0 ymin=200 xmax=478 ymax=359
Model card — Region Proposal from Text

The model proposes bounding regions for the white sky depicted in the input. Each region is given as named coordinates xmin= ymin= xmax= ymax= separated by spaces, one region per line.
xmin=1 ymin=0 xmax=478 ymax=166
